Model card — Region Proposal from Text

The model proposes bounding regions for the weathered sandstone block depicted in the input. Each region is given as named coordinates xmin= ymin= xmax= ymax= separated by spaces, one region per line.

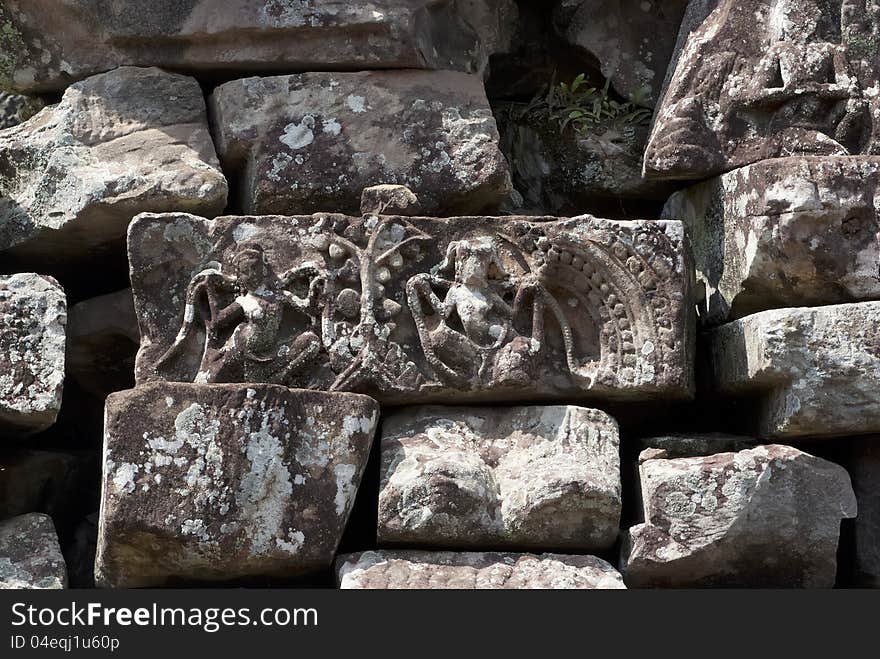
xmin=624 ymin=444 xmax=856 ymax=587
xmin=337 ymin=550 xmax=626 ymax=589
xmin=645 ymin=0 xmax=880 ymax=179
xmin=663 ymin=157 xmax=880 ymax=323
xmin=709 ymin=302 xmax=880 ymax=438
xmin=849 ymin=438 xmax=880 ymax=586
xmin=68 ymin=289 xmax=139 ymax=398
xmin=378 ymin=405 xmax=621 ymax=550
xmin=0 ymin=66 xmax=227 ymax=265
xmin=0 ymin=513 xmax=67 ymax=589
xmin=0 ymin=274 xmax=66 ymax=436
xmin=95 ymin=383 xmax=378 ymax=588
xmin=210 ymin=71 xmax=511 ymax=216
xmin=128 ymin=212 xmax=694 ymax=404
xmin=552 ymin=0 xmax=688 ymax=107
xmin=0 ymin=1 xmax=517 ymax=93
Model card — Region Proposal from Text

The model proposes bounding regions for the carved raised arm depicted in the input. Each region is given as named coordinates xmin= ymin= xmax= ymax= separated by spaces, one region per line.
xmin=407 ymin=273 xmax=454 ymax=320
xmin=430 ymin=241 xmax=459 ymax=277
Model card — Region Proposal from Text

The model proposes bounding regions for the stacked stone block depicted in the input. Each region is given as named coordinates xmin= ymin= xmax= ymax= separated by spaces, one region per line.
xmin=0 ymin=0 xmax=875 ymax=590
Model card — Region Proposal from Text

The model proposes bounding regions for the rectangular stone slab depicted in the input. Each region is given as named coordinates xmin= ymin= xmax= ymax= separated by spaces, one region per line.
xmin=709 ymin=302 xmax=880 ymax=438
xmin=378 ymin=405 xmax=621 ymax=551
xmin=95 ymin=383 xmax=378 ymax=588
xmin=0 ymin=273 xmax=66 ymax=436
xmin=1 ymin=0 xmax=515 ymax=93
xmin=128 ymin=212 xmax=695 ymax=404
xmin=625 ymin=444 xmax=855 ymax=588
xmin=0 ymin=67 xmax=227 ymax=266
xmin=0 ymin=513 xmax=67 ymax=589
xmin=336 ymin=550 xmax=625 ymax=589
xmin=663 ymin=156 xmax=880 ymax=324
xmin=210 ymin=70 xmax=512 ymax=216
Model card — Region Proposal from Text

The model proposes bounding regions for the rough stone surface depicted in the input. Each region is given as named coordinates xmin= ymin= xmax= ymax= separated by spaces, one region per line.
xmin=553 ymin=0 xmax=689 ymax=107
xmin=0 ymin=1 xmax=517 ymax=93
xmin=0 ymin=513 xmax=67 ymax=589
xmin=0 ymin=450 xmax=93 ymax=521
xmin=849 ymin=438 xmax=880 ymax=586
xmin=128 ymin=212 xmax=694 ymax=405
xmin=95 ymin=382 xmax=378 ymax=588
xmin=378 ymin=405 xmax=620 ymax=550
xmin=663 ymin=156 xmax=880 ymax=323
xmin=497 ymin=113 xmax=676 ymax=215
xmin=0 ymin=91 xmax=43 ymax=129
xmin=360 ymin=185 xmax=423 ymax=217
xmin=337 ymin=550 xmax=626 ymax=589
xmin=210 ymin=71 xmax=512 ymax=216
xmin=624 ymin=444 xmax=856 ymax=587
xmin=68 ymin=289 xmax=139 ymax=398
xmin=638 ymin=434 xmax=760 ymax=461
xmin=710 ymin=302 xmax=880 ymax=438
xmin=645 ymin=0 xmax=880 ymax=179
xmin=0 ymin=66 xmax=227 ymax=265
xmin=0 ymin=273 xmax=66 ymax=436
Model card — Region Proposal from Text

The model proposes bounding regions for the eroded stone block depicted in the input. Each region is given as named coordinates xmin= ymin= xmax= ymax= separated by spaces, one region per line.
xmin=1 ymin=1 xmax=517 ymax=93
xmin=95 ymin=383 xmax=378 ymax=587
xmin=709 ymin=302 xmax=880 ymax=438
xmin=337 ymin=550 xmax=626 ymax=589
xmin=0 ymin=274 xmax=66 ymax=436
xmin=0 ymin=66 xmax=227 ymax=265
xmin=128 ymin=212 xmax=694 ymax=404
xmin=0 ymin=513 xmax=67 ymax=589
xmin=624 ymin=444 xmax=856 ymax=588
xmin=663 ymin=156 xmax=880 ymax=323
xmin=645 ymin=0 xmax=880 ymax=179
xmin=378 ymin=405 xmax=621 ymax=550
xmin=210 ymin=71 xmax=512 ymax=216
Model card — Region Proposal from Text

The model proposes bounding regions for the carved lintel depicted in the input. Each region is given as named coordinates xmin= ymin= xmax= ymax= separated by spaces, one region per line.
xmin=128 ymin=212 xmax=695 ymax=404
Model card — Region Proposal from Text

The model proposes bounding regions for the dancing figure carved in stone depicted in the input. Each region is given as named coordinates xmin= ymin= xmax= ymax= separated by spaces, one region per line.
xmin=407 ymin=237 xmax=518 ymax=387
xmin=156 ymin=242 xmax=326 ymax=384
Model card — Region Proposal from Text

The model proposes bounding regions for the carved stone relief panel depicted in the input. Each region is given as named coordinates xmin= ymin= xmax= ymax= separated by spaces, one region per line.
xmin=128 ymin=212 xmax=694 ymax=404
xmin=645 ymin=0 xmax=880 ymax=180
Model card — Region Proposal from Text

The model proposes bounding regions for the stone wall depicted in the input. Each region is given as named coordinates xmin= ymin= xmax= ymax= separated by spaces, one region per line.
xmin=0 ymin=0 xmax=876 ymax=589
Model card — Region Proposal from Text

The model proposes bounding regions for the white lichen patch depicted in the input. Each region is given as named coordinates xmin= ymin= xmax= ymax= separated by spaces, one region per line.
xmin=280 ymin=116 xmax=315 ymax=150
xmin=111 ymin=462 xmax=139 ymax=494
xmin=334 ymin=463 xmax=357 ymax=515
xmin=235 ymin=409 xmax=294 ymax=555
xmin=346 ymin=95 xmax=366 ymax=113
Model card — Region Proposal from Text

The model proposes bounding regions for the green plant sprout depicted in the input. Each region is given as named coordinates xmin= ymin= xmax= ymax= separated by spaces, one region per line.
xmin=517 ymin=73 xmax=652 ymax=135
